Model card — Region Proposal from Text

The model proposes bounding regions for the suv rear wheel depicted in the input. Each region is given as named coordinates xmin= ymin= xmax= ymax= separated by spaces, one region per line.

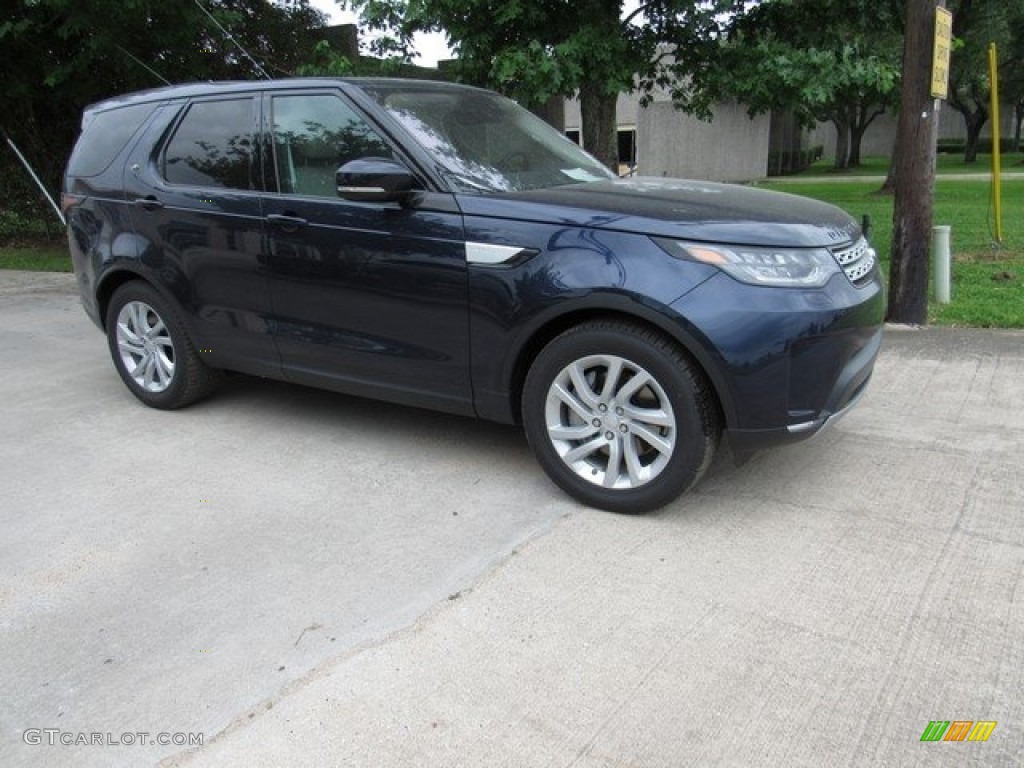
xmin=105 ymin=282 xmax=220 ymax=409
xmin=523 ymin=320 xmax=719 ymax=513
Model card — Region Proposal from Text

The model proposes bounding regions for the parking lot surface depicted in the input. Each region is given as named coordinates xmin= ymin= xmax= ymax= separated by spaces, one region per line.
xmin=1 ymin=270 xmax=1021 ymax=767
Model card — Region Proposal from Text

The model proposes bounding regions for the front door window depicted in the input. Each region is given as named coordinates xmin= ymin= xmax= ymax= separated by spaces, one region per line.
xmin=270 ymin=94 xmax=393 ymax=198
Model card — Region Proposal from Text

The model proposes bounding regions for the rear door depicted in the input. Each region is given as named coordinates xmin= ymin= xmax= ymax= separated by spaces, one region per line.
xmin=125 ymin=94 xmax=279 ymax=377
xmin=259 ymin=88 xmax=472 ymax=415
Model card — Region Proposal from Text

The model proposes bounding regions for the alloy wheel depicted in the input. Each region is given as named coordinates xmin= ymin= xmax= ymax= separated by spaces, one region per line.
xmin=115 ymin=300 xmax=176 ymax=393
xmin=544 ymin=354 xmax=676 ymax=490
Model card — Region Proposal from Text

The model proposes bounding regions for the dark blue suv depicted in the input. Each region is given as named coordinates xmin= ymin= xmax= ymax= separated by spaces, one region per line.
xmin=64 ymin=78 xmax=884 ymax=513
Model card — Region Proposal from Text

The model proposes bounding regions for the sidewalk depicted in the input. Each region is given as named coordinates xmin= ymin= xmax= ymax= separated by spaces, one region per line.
xmin=766 ymin=171 xmax=1024 ymax=184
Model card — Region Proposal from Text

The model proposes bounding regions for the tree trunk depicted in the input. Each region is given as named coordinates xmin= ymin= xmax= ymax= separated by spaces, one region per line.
xmin=963 ymin=107 xmax=987 ymax=163
xmin=832 ymin=116 xmax=851 ymax=170
xmin=1012 ymin=100 xmax=1023 ymax=154
xmin=849 ymin=105 xmax=885 ymax=167
xmin=580 ymin=83 xmax=618 ymax=172
xmin=879 ymin=136 xmax=898 ymax=195
xmin=887 ymin=0 xmax=938 ymax=325
xmin=848 ymin=130 xmax=863 ymax=167
xmin=847 ymin=120 xmax=864 ymax=167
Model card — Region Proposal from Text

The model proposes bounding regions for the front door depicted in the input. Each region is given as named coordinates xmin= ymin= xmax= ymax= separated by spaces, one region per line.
xmin=259 ymin=90 xmax=472 ymax=415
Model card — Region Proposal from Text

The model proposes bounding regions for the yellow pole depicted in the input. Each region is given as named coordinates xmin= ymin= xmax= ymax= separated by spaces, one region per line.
xmin=989 ymin=42 xmax=1002 ymax=243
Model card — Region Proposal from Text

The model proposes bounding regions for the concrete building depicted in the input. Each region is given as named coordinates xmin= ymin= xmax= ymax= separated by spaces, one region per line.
xmin=807 ymin=103 xmax=1018 ymax=162
xmin=561 ymin=82 xmax=1016 ymax=183
xmin=563 ymin=92 xmax=772 ymax=182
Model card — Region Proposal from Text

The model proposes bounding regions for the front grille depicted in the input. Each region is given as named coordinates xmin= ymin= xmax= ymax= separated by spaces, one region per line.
xmin=831 ymin=237 xmax=877 ymax=286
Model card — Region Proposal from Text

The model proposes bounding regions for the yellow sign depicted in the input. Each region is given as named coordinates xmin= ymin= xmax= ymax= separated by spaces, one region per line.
xmin=932 ymin=7 xmax=953 ymax=99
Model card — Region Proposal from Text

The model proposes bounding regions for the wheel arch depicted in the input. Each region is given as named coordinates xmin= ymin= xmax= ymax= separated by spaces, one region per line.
xmin=507 ymin=302 xmax=733 ymax=431
xmin=96 ymin=267 xmax=174 ymax=332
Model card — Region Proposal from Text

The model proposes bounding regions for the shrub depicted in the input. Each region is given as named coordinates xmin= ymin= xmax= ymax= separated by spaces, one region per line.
xmin=0 ymin=206 xmax=60 ymax=244
xmin=937 ymin=138 xmax=1017 ymax=155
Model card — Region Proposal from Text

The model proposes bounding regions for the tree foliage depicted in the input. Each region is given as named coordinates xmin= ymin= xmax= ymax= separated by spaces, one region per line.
xmin=700 ymin=0 xmax=903 ymax=170
xmin=0 ymin=0 xmax=327 ymax=230
xmin=344 ymin=0 xmax=740 ymax=170
xmin=295 ymin=40 xmax=356 ymax=77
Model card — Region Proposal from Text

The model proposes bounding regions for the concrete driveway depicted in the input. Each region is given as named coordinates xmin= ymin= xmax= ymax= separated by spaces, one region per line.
xmin=1 ymin=270 xmax=1021 ymax=767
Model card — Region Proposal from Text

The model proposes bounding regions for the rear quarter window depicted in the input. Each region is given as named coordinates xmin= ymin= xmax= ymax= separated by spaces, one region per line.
xmin=67 ymin=103 xmax=157 ymax=178
xmin=162 ymin=98 xmax=255 ymax=190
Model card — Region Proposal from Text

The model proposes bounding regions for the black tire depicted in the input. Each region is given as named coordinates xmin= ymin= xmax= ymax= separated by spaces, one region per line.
xmin=522 ymin=320 xmax=719 ymax=513
xmin=105 ymin=282 xmax=221 ymax=409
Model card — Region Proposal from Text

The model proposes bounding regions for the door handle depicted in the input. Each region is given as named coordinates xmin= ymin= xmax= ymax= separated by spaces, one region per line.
xmin=134 ymin=195 xmax=164 ymax=211
xmin=266 ymin=213 xmax=308 ymax=232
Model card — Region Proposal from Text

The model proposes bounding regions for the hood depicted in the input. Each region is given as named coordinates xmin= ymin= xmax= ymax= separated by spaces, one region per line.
xmin=456 ymin=177 xmax=862 ymax=248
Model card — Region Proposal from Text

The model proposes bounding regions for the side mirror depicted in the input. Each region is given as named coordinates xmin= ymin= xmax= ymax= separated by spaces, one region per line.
xmin=336 ymin=158 xmax=415 ymax=203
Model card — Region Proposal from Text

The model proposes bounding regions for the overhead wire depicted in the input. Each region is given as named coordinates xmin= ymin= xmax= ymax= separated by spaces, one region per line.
xmin=115 ymin=45 xmax=172 ymax=86
xmin=193 ymin=0 xmax=272 ymax=80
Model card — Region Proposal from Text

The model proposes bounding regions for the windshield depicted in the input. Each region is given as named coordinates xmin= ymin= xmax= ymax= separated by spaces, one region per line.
xmin=365 ymin=85 xmax=615 ymax=193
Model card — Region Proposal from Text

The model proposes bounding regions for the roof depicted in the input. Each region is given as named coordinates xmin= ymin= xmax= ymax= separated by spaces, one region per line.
xmin=85 ymin=77 xmax=482 ymax=115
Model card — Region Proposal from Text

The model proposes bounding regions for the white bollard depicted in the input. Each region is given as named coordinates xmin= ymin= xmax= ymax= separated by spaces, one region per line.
xmin=932 ymin=225 xmax=952 ymax=304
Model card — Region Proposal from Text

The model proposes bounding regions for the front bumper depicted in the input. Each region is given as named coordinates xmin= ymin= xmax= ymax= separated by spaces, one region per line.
xmin=670 ymin=269 xmax=885 ymax=452
xmin=725 ymin=326 xmax=881 ymax=452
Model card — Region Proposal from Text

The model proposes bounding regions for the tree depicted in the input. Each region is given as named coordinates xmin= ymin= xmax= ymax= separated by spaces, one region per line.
xmin=0 ymin=1 xmax=327 ymax=228
xmin=344 ymin=0 xmax=739 ymax=171
xmin=705 ymin=0 xmax=903 ymax=170
xmin=996 ymin=4 xmax=1024 ymax=153
xmin=887 ymin=0 xmax=938 ymax=324
xmin=946 ymin=0 xmax=1024 ymax=162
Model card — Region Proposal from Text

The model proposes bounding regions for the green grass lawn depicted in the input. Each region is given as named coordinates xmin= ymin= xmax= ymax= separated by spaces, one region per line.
xmin=0 ymin=243 xmax=71 ymax=272
xmin=758 ymin=178 xmax=1024 ymax=327
xmin=799 ymin=152 xmax=1024 ymax=177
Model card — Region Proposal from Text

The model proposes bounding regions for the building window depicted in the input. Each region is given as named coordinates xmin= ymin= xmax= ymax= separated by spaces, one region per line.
xmin=565 ymin=127 xmax=636 ymax=174
xmin=618 ymin=128 xmax=637 ymax=170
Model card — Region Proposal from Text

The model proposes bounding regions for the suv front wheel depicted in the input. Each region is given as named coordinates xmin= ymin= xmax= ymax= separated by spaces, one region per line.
xmin=523 ymin=320 xmax=719 ymax=513
xmin=105 ymin=282 xmax=220 ymax=409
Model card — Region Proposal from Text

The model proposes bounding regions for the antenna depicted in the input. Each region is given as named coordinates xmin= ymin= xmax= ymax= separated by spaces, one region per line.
xmin=193 ymin=0 xmax=272 ymax=80
xmin=2 ymin=131 xmax=65 ymax=226
xmin=115 ymin=45 xmax=172 ymax=86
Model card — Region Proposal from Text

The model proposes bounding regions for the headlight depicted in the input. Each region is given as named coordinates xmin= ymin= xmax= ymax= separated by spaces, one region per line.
xmin=653 ymin=238 xmax=842 ymax=288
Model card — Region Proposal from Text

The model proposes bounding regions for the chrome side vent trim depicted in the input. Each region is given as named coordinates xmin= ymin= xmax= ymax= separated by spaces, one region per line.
xmin=465 ymin=242 xmax=537 ymax=266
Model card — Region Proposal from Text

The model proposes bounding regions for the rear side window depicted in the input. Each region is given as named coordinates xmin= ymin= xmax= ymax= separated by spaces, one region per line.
xmin=67 ymin=103 xmax=157 ymax=178
xmin=163 ymin=98 xmax=254 ymax=190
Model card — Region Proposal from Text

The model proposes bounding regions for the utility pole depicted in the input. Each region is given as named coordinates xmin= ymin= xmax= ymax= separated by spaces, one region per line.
xmin=887 ymin=0 xmax=943 ymax=324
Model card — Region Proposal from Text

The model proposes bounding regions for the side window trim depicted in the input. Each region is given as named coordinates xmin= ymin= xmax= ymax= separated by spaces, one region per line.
xmin=159 ymin=95 xmax=262 ymax=192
